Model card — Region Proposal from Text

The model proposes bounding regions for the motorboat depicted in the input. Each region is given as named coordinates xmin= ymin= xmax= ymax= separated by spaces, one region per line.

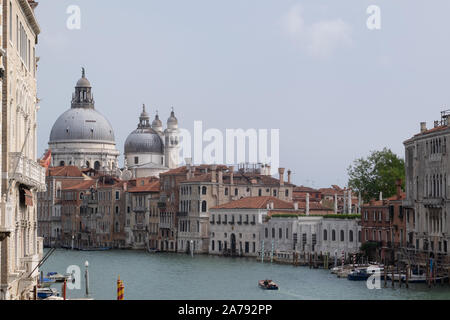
xmin=258 ymin=280 xmax=279 ymax=290
xmin=47 ymin=272 xmax=73 ymax=283
xmin=37 ymin=287 xmax=58 ymax=300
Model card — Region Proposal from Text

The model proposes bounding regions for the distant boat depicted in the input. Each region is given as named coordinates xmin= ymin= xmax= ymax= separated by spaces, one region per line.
xmin=258 ymin=280 xmax=279 ymax=290
xmin=47 ymin=272 xmax=73 ymax=283
xmin=147 ymin=248 xmax=159 ymax=254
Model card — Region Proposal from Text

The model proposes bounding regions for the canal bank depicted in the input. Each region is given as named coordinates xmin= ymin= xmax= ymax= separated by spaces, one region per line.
xmin=40 ymin=249 xmax=450 ymax=300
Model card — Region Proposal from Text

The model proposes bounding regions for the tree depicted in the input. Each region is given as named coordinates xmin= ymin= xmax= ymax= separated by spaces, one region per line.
xmin=347 ymin=148 xmax=405 ymax=203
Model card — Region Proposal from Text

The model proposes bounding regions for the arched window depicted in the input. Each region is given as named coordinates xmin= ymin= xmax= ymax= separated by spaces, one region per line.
xmin=202 ymin=186 xmax=207 ymax=195
xmin=279 ymin=228 xmax=282 ymax=239
xmin=332 ymin=230 xmax=336 ymax=241
xmin=349 ymin=230 xmax=354 ymax=242
xmin=59 ymin=161 xmax=65 ymax=167
xmin=201 ymin=201 xmax=207 ymax=212
xmin=265 ymin=228 xmax=268 ymax=238
xmin=323 ymin=229 xmax=328 ymax=241
xmin=272 ymin=228 xmax=275 ymax=238
xmin=94 ymin=161 xmax=101 ymax=171
xmin=340 ymin=230 xmax=345 ymax=242
xmin=225 ymin=188 xmax=228 ymax=196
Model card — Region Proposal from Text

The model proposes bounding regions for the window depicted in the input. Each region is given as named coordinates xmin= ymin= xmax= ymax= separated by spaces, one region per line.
xmin=234 ymin=188 xmax=238 ymax=196
xmin=286 ymin=228 xmax=289 ymax=239
xmin=285 ymin=190 xmax=289 ymax=197
xmin=340 ymin=230 xmax=345 ymax=242
xmin=265 ymin=228 xmax=268 ymax=238
xmin=349 ymin=230 xmax=354 ymax=242
xmin=279 ymin=228 xmax=282 ymax=239
xmin=202 ymin=186 xmax=207 ymax=195
xmin=115 ymin=191 xmax=120 ymax=200
xmin=332 ymin=230 xmax=336 ymax=241
xmin=134 ymin=157 xmax=139 ymax=164
xmin=258 ymin=189 xmax=262 ymax=196
xmin=225 ymin=188 xmax=228 ymax=196
xmin=323 ymin=229 xmax=328 ymax=241
xmin=201 ymin=201 xmax=207 ymax=212
xmin=272 ymin=228 xmax=275 ymax=238
xmin=273 ymin=190 xmax=277 ymax=197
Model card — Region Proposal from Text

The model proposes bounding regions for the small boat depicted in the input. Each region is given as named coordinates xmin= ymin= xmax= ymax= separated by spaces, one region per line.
xmin=47 ymin=272 xmax=73 ymax=283
xmin=348 ymin=267 xmax=384 ymax=281
xmin=258 ymin=280 xmax=279 ymax=290
xmin=38 ymin=288 xmax=58 ymax=300
xmin=39 ymin=277 xmax=56 ymax=288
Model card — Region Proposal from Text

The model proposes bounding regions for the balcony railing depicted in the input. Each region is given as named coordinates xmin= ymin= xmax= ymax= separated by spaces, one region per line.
xmin=9 ymin=153 xmax=46 ymax=191
xmin=0 ymin=200 xmax=14 ymax=235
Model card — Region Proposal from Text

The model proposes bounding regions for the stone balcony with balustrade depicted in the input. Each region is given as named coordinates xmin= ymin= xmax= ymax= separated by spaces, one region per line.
xmin=0 ymin=200 xmax=14 ymax=237
xmin=9 ymin=153 xmax=46 ymax=192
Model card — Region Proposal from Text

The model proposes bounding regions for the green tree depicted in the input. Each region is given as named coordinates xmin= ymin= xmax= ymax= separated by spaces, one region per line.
xmin=347 ymin=148 xmax=405 ymax=203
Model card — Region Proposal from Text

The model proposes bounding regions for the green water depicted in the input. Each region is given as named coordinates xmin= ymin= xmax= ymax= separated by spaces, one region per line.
xmin=41 ymin=249 xmax=450 ymax=300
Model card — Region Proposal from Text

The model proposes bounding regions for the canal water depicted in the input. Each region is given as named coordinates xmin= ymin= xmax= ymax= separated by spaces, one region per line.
xmin=41 ymin=249 xmax=450 ymax=300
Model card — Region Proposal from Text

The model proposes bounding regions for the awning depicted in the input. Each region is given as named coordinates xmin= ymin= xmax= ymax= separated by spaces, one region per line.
xmin=24 ymin=189 xmax=33 ymax=207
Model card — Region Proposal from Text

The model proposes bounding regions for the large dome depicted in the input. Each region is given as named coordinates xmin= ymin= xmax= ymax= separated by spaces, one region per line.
xmin=124 ymin=127 xmax=164 ymax=154
xmin=49 ymin=108 xmax=115 ymax=143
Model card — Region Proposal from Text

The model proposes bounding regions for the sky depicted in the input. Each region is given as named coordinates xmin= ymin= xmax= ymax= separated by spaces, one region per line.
xmin=34 ymin=0 xmax=450 ymax=188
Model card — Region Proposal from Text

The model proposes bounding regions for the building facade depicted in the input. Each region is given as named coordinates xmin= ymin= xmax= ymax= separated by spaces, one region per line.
xmin=403 ymin=111 xmax=450 ymax=258
xmin=0 ymin=0 xmax=45 ymax=300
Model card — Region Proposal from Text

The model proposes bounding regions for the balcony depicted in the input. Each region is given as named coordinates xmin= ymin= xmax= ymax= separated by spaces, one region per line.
xmin=423 ymin=198 xmax=444 ymax=208
xmin=0 ymin=200 xmax=14 ymax=236
xmin=133 ymin=206 xmax=147 ymax=213
xmin=9 ymin=153 xmax=46 ymax=191
xmin=177 ymin=211 xmax=188 ymax=217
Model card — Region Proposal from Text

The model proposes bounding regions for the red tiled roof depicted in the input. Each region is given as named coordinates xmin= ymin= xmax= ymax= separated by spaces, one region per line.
xmin=47 ymin=166 xmax=84 ymax=178
xmin=63 ymin=180 xmax=96 ymax=191
xmin=128 ymin=179 xmax=160 ymax=193
xmin=211 ymin=196 xmax=294 ymax=210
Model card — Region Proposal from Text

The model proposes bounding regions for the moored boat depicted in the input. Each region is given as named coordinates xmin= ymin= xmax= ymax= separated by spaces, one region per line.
xmin=258 ymin=280 xmax=279 ymax=290
xmin=37 ymin=288 xmax=58 ymax=300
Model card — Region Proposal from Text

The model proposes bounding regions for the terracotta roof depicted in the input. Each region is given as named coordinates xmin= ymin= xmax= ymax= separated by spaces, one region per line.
xmin=128 ymin=179 xmax=160 ymax=193
xmin=211 ymin=196 xmax=294 ymax=210
xmin=47 ymin=166 xmax=84 ymax=178
xmin=294 ymin=186 xmax=319 ymax=193
xmin=63 ymin=180 xmax=96 ymax=191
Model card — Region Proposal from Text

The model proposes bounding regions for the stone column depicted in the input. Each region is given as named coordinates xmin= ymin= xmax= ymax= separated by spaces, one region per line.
xmin=0 ymin=237 xmax=9 ymax=297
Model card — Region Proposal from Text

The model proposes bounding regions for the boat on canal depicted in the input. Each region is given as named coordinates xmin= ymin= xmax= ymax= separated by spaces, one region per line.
xmin=37 ymin=287 xmax=59 ymax=300
xmin=348 ymin=267 xmax=384 ymax=281
xmin=258 ymin=280 xmax=279 ymax=290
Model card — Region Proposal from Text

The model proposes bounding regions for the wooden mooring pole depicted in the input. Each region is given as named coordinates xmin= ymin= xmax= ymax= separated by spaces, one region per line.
xmin=405 ymin=265 xmax=409 ymax=289
xmin=391 ymin=266 xmax=395 ymax=288
xmin=398 ymin=263 xmax=402 ymax=288
xmin=384 ymin=266 xmax=387 ymax=288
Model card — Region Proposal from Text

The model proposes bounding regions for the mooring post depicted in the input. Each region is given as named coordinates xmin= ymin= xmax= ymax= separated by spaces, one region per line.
xmin=405 ymin=265 xmax=409 ymax=289
xmin=391 ymin=265 xmax=395 ymax=288
xmin=398 ymin=263 xmax=402 ymax=288
xmin=384 ymin=266 xmax=387 ymax=288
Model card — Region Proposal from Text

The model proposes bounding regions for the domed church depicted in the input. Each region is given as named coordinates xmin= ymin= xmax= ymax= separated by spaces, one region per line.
xmin=124 ymin=105 xmax=180 ymax=178
xmin=48 ymin=69 xmax=120 ymax=171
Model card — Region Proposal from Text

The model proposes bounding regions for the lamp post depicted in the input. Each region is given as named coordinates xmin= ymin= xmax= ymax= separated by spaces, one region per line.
xmin=85 ymin=261 xmax=90 ymax=298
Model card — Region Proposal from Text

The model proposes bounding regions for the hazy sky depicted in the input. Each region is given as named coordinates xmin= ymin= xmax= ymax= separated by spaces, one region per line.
xmin=35 ymin=0 xmax=450 ymax=188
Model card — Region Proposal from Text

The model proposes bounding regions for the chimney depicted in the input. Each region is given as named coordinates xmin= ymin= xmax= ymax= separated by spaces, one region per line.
xmin=348 ymin=189 xmax=352 ymax=214
xmin=396 ymin=179 xmax=403 ymax=198
xmin=218 ymin=169 xmax=223 ymax=184
xmin=267 ymin=165 xmax=271 ymax=176
xmin=229 ymin=166 xmax=235 ymax=185
xmin=278 ymin=168 xmax=285 ymax=186
xmin=306 ymin=193 xmax=310 ymax=216
xmin=185 ymin=158 xmax=193 ymax=179
xmin=420 ymin=122 xmax=427 ymax=133
xmin=287 ymin=170 xmax=292 ymax=184
xmin=379 ymin=191 xmax=383 ymax=201
xmin=334 ymin=193 xmax=338 ymax=214
xmin=211 ymin=165 xmax=217 ymax=183
xmin=294 ymin=202 xmax=299 ymax=210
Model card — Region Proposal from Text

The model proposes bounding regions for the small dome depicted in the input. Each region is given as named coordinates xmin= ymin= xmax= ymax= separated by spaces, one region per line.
xmin=167 ymin=110 xmax=178 ymax=126
xmin=124 ymin=128 xmax=164 ymax=154
xmin=152 ymin=113 xmax=162 ymax=128
xmin=76 ymin=68 xmax=91 ymax=87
